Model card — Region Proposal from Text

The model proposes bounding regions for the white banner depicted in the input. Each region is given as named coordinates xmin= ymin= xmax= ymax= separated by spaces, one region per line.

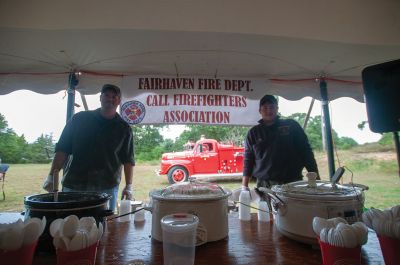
xmin=120 ymin=76 xmax=271 ymax=126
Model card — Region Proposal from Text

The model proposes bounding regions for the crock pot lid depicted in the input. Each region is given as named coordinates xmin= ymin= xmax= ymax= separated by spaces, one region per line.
xmin=159 ymin=182 xmax=228 ymax=199
xmin=271 ymin=181 xmax=362 ymax=197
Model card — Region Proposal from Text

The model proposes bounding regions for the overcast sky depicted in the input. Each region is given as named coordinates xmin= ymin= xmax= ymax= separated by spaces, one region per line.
xmin=0 ymin=90 xmax=381 ymax=144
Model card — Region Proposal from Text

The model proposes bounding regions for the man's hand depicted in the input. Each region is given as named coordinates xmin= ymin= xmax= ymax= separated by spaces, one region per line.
xmin=121 ymin=184 xmax=133 ymax=200
xmin=241 ymin=185 xmax=250 ymax=191
xmin=241 ymin=185 xmax=252 ymax=200
xmin=42 ymin=175 xmax=54 ymax=192
xmin=43 ymin=169 xmax=60 ymax=192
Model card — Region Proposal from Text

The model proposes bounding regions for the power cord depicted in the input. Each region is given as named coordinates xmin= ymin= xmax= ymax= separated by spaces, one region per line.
xmin=234 ymin=201 xmax=269 ymax=212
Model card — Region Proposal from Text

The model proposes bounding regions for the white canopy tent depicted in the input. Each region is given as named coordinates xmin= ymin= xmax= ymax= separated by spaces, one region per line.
xmin=1 ymin=0 xmax=399 ymax=99
xmin=1 ymin=0 xmax=399 ymax=176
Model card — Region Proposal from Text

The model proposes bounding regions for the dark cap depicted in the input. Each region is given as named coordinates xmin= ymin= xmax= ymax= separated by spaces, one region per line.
xmin=259 ymin=95 xmax=278 ymax=107
xmin=101 ymin=84 xmax=121 ymax=97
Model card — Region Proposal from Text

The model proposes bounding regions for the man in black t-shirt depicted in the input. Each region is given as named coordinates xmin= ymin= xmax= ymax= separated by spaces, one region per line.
xmin=43 ymin=84 xmax=135 ymax=212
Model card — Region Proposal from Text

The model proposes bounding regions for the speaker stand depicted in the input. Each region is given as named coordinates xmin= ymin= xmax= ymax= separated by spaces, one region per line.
xmin=394 ymin=131 xmax=400 ymax=178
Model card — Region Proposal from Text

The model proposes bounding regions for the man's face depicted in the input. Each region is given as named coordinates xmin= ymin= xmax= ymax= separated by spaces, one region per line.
xmin=100 ymin=90 xmax=121 ymax=110
xmin=259 ymin=103 xmax=278 ymax=123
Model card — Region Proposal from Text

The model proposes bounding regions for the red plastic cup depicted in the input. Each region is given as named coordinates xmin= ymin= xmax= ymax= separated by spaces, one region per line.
xmin=57 ymin=242 xmax=98 ymax=265
xmin=0 ymin=241 xmax=38 ymax=265
xmin=377 ymin=234 xmax=400 ymax=265
xmin=318 ymin=238 xmax=361 ymax=265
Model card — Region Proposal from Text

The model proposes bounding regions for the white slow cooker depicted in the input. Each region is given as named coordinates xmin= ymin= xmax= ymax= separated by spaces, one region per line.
xmin=259 ymin=180 xmax=367 ymax=245
xmin=148 ymin=182 xmax=233 ymax=245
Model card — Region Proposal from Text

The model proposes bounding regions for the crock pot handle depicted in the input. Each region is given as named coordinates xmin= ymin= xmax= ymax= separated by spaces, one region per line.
xmin=99 ymin=209 xmax=115 ymax=217
xmin=256 ymin=187 xmax=285 ymax=204
xmin=143 ymin=206 xmax=153 ymax=213
xmin=227 ymin=201 xmax=237 ymax=211
xmin=343 ymin=183 xmax=369 ymax=191
xmin=255 ymin=187 xmax=287 ymax=215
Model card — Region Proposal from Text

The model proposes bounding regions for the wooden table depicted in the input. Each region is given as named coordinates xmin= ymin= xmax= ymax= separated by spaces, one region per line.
xmin=2 ymin=212 xmax=385 ymax=264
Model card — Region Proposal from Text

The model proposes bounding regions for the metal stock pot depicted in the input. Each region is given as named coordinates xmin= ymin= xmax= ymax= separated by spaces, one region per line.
xmin=148 ymin=182 xmax=233 ymax=245
xmin=259 ymin=180 xmax=367 ymax=244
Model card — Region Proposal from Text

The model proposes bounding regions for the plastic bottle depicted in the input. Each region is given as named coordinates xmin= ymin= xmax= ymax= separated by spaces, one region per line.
xmin=119 ymin=200 xmax=131 ymax=222
xmin=134 ymin=208 xmax=145 ymax=222
xmin=239 ymin=190 xmax=251 ymax=221
xmin=257 ymin=200 xmax=269 ymax=222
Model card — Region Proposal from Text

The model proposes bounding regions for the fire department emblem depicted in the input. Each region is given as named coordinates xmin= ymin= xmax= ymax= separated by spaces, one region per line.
xmin=121 ymin=100 xmax=146 ymax=124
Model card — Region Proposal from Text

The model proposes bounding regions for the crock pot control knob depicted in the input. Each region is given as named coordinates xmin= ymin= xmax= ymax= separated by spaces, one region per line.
xmin=196 ymin=223 xmax=208 ymax=246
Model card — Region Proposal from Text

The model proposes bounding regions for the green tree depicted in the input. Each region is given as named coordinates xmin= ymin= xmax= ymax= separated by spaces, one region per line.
xmin=0 ymin=113 xmax=7 ymax=132
xmin=171 ymin=125 xmax=248 ymax=152
xmin=0 ymin=114 xmax=28 ymax=163
xmin=132 ymin=125 xmax=165 ymax=161
xmin=285 ymin=114 xmax=358 ymax=151
xmin=0 ymin=113 xmax=56 ymax=163
xmin=378 ymin=133 xmax=395 ymax=148
xmin=336 ymin=136 xmax=358 ymax=150
xmin=221 ymin=126 xmax=249 ymax=146
xmin=286 ymin=113 xmax=323 ymax=150
xmin=287 ymin=113 xmax=306 ymax=126
xmin=24 ymin=134 xmax=55 ymax=163
xmin=305 ymin=115 xmax=324 ymax=151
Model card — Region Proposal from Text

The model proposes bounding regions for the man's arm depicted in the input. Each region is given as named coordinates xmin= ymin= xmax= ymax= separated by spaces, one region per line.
xmin=291 ymin=121 xmax=320 ymax=179
xmin=48 ymin=152 xmax=68 ymax=175
xmin=121 ymin=163 xmax=134 ymax=200
xmin=242 ymin=130 xmax=254 ymax=189
xmin=43 ymin=151 xmax=68 ymax=192
xmin=123 ymin=163 xmax=133 ymax=186
xmin=242 ymin=175 xmax=251 ymax=190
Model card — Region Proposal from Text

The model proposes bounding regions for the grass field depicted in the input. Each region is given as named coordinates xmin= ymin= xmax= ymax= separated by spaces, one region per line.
xmin=1 ymin=148 xmax=399 ymax=212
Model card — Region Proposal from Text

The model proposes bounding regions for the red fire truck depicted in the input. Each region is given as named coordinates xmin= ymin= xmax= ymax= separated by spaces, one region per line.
xmin=157 ymin=139 xmax=244 ymax=184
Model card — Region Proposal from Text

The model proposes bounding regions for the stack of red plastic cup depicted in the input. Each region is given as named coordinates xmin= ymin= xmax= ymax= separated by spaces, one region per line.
xmin=318 ymin=237 xmax=361 ymax=265
xmin=57 ymin=242 xmax=98 ymax=265
xmin=0 ymin=241 xmax=38 ymax=265
xmin=377 ymin=234 xmax=400 ymax=265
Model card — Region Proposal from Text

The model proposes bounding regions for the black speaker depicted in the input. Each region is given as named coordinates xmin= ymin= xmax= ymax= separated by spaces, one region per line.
xmin=362 ymin=59 xmax=400 ymax=133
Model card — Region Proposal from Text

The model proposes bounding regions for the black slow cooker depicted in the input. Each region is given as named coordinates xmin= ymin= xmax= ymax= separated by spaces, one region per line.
xmin=24 ymin=192 xmax=113 ymax=252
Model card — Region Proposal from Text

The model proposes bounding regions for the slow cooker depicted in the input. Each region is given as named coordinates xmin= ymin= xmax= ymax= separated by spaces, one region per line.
xmin=148 ymin=182 xmax=234 ymax=245
xmin=24 ymin=192 xmax=112 ymax=252
xmin=258 ymin=180 xmax=367 ymax=245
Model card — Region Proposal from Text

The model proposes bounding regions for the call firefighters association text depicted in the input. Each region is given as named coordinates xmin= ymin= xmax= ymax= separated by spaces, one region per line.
xmin=163 ymin=110 xmax=230 ymax=124
xmin=146 ymin=94 xmax=248 ymax=124
xmin=146 ymin=94 xmax=247 ymax=107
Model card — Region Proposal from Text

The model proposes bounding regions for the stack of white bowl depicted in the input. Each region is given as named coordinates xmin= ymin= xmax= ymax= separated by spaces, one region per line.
xmin=49 ymin=215 xmax=103 ymax=251
xmin=0 ymin=217 xmax=46 ymax=251
xmin=362 ymin=205 xmax=400 ymax=239
xmin=312 ymin=217 xmax=368 ymax=248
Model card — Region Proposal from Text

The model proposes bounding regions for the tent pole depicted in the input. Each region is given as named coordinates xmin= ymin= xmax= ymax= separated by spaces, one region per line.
xmin=393 ymin=131 xmax=400 ymax=178
xmin=66 ymin=73 xmax=78 ymax=122
xmin=320 ymin=79 xmax=335 ymax=178
xmin=80 ymin=94 xmax=89 ymax=111
xmin=303 ymin=98 xmax=315 ymax=130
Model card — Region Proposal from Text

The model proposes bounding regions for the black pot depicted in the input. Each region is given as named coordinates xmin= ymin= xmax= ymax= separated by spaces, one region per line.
xmin=24 ymin=192 xmax=113 ymax=253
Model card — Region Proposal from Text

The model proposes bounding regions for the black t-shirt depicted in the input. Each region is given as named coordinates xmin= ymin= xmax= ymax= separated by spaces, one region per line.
xmin=55 ymin=109 xmax=135 ymax=190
